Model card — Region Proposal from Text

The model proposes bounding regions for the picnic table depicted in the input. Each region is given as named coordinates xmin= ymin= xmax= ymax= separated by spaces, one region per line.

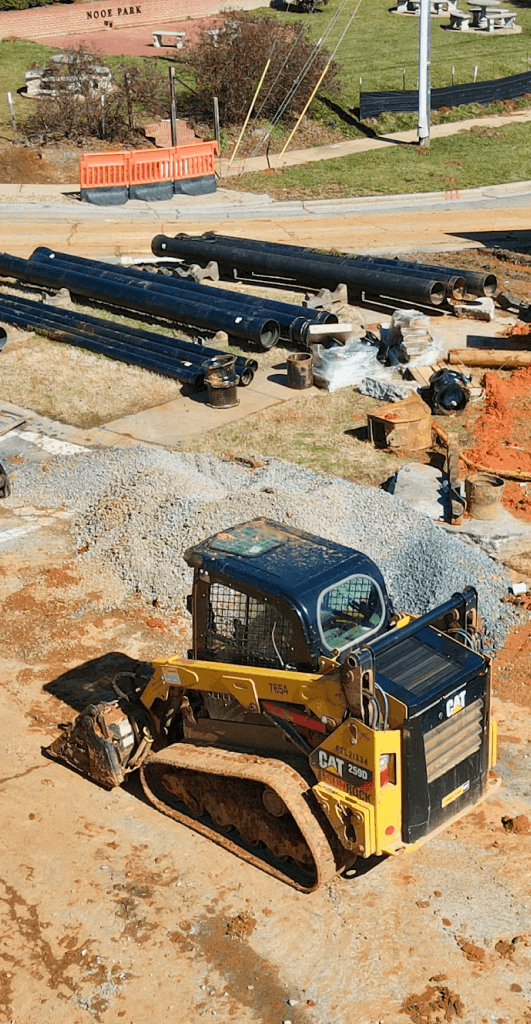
xmin=449 ymin=0 xmax=517 ymax=30
xmin=152 ymin=30 xmax=186 ymax=48
xmin=396 ymin=0 xmax=459 ymax=13
xmin=468 ymin=0 xmax=516 ymax=28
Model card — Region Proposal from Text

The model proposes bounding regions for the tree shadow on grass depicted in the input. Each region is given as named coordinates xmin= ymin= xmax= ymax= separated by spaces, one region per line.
xmin=319 ymin=96 xmax=414 ymax=146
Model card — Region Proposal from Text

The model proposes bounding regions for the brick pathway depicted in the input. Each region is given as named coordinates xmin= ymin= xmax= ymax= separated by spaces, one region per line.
xmin=39 ymin=14 xmax=213 ymax=57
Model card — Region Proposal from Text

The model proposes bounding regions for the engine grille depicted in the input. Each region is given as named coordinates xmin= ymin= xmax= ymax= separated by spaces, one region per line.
xmin=424 ymin=699 xmax=484 ymax=784
xmin=376 ymin=636 xmax=458 ymax=697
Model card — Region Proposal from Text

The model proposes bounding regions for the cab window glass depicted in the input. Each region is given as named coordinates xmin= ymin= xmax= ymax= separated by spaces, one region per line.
xmin=318 ymin=575 xmax=384 ymax=652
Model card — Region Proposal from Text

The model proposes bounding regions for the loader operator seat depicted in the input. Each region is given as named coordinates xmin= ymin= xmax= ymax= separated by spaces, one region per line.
xmin=317 ymin=573 xmax=385 ymax=653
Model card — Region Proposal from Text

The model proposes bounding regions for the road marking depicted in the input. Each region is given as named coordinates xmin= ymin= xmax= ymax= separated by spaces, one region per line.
xmin=2 ymin=429 xmax=88 ymax=455
xmin=0 ymin=524 xmax=41 ymax=545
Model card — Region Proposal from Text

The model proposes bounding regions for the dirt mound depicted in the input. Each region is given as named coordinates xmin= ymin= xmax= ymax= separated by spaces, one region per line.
xmin=463 ymin=368 xmax=531 ymax=520
xmin=0 ymin=143 xmax=80 ymax=184
xmin=402 ymin=984 xmax=464 ymax=1023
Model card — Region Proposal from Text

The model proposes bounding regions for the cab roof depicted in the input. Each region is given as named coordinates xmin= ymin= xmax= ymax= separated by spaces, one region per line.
xmin=184 ymin=518 xmax=387 ymax=607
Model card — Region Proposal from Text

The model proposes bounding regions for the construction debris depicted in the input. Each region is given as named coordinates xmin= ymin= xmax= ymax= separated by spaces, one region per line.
xmin=452 ymin=296 xmax=495 ymax=322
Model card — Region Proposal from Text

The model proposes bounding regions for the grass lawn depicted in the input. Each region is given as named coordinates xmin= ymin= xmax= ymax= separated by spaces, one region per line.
xmin=0 ymin=38 xmax=57 ymax=127
xmin=270 ymin=0 xmax=531 ymax=113
xmin=183 ymin=380 xmax=411 ymax=488
xmin=224 ymin=117 xmax=531 ymax=197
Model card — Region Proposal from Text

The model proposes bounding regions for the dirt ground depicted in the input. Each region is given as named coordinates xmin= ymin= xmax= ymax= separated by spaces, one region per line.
xmin=1 ymin=474 xmax=531 ymax=1024
xmin=1 ymin=225 xmax=531 ymax=1023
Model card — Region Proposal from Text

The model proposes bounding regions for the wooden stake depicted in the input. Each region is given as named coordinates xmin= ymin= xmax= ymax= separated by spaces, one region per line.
xmin=448 ymin=349 xmax=531 ymax=368
xmin=227 ymin=58 xmax=271 ymax=169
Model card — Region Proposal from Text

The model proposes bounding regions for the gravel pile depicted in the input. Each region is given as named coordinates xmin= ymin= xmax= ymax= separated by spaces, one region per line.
xmin=9 ymin=446 xmax=513 ymax=647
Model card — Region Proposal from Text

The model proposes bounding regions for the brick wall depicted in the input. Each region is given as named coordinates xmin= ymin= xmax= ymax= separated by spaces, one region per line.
xmin=0 ymin=0 xmax=265 ymax=40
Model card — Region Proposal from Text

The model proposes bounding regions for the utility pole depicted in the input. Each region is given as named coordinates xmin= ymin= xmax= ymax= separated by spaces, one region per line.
xmin=417 ymin=0 xmax=431 ymax=147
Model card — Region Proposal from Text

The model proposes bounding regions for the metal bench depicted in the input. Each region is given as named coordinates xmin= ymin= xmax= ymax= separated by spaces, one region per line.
xmin=152 ymin=30 xmax=186 ymax=48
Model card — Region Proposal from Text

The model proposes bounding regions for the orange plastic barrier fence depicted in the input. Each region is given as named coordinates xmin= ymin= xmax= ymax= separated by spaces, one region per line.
xmin=80 ymin=141 xmax=218 ymax=191
xmin=129 ymin=147 xmax=174 ymax=186
xmin=173 ymin=141 xmax=218 ymax=182
xmin=80 ymin=150 xmax=130 ymax=189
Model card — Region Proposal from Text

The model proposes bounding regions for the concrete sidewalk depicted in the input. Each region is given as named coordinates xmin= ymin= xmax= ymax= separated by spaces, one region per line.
xmin=218 ymin=109 xmax=531 ymax=176
xmin=1 ymin=109 xmax=531 ymax=214
xmin=1 ymin=176 xmax=531 ymax=219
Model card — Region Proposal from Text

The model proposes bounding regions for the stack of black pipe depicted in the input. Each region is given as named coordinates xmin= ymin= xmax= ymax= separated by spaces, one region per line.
xmin=29 ymin=247 xmax=339 ymax=349
xmin=0 ymin=249 xmax=340 ymax=353
xmin=0 ymin=292 xmax=258 ymax=389
xmin=151 ymin=232 xmax=497 ymax=304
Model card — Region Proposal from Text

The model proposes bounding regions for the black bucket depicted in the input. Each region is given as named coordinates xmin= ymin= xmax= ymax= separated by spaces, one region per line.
xmin=286 ymin=351 xmax=313 ymax=390
xmin=205 ymin=354 xmax=239 ymax=409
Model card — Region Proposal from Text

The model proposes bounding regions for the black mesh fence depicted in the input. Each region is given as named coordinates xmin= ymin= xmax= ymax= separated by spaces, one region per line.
xmin=359 ymin=69 xmax=531 ymax=121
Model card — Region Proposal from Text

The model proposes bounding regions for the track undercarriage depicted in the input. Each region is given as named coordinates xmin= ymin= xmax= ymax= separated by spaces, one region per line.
xmin=141 ymin=744 xmax=353 ymax=892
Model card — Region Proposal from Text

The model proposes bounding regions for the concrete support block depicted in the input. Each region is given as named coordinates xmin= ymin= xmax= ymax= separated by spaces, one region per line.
xmin=452 ymin=297 xmax=495 ymax=322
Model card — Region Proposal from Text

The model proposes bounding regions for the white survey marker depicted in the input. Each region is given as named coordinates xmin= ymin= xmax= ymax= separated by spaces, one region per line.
xmin=0 ymin=524 xmax=41 ymax=545
xmin=2 ymin=428 xmax=89 ymax=455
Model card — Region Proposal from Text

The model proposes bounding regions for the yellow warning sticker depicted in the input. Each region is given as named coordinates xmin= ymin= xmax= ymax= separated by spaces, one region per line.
xmin=442 ymin=779 xmax=470 ymax=808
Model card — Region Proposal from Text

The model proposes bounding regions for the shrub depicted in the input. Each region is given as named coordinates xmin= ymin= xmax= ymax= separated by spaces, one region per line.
xmin=0 ymin=0 xmax=71 ymax=9
xmin=180 ymin=10 xmax=340 ymax=128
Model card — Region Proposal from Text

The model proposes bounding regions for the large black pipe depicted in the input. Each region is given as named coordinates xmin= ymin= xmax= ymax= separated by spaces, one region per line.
xmin=31 ymin=247 xmax=336 ymax=324
xmin=0 ymin=294 xmax=256 ymax=387
xmin=151 ymin=234 xmax=446 ymax=307
xmin=415 ymin=263 xmax=496 ymax=297
xmin=0 ymin=301 xmax=206 ymax=387
xmin=30 ymin=248 xmax=337 ymax=345
xmin=0 ymin=296 xmax=207 ymax=372
xmin=198 ymin=234 xmax=495 ymax=298
xmin=0 ymin=290 xmax=256 ymax=380
xmin=0 ymin=253 xmax=281 ymax=351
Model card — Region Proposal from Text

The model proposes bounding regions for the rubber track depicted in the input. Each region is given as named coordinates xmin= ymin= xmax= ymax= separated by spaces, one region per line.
xmin=140 ymin=743 xmax=341 ymax=892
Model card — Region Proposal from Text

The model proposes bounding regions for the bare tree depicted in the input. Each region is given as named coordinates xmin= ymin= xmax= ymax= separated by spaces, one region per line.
xmin=21 ymin=47 xmax=170 ymax=145
xmin=180 ymin=10 xmax=339 ymax=127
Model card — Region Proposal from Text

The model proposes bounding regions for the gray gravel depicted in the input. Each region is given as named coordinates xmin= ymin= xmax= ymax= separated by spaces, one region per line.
xmin=7 ymin=445 xmax=514 ymax=647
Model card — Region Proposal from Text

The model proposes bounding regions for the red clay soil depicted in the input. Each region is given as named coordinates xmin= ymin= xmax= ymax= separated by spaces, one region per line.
xmin=463 ymin=368 xmax=531 ymax=520
xmin=494 ymin=597 xmax=531 ymax=709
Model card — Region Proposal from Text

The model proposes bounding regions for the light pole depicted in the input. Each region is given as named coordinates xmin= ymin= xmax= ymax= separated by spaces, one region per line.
xmin=418 ymin=0 xmax=431 ymax=146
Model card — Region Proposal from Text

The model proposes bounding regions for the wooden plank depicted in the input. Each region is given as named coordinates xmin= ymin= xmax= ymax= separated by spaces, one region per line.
xmin=0 ymin=412 xmax=25 ymax=437
xmin=407 ymin=366 xmax=434 ymax=387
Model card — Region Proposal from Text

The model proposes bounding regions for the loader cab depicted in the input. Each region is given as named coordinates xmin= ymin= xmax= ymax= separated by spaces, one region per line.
xmin=184 ymin=519 xmax=392 ymax=673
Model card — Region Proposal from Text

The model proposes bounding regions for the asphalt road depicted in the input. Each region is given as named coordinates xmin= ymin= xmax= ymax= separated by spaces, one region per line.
xmin=1 ymin=180 xmax=531 ymax=259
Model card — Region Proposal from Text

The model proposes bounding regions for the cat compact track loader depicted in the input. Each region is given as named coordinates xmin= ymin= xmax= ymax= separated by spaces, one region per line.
xmin=46 ymin=519 xmax=498 ymax=891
